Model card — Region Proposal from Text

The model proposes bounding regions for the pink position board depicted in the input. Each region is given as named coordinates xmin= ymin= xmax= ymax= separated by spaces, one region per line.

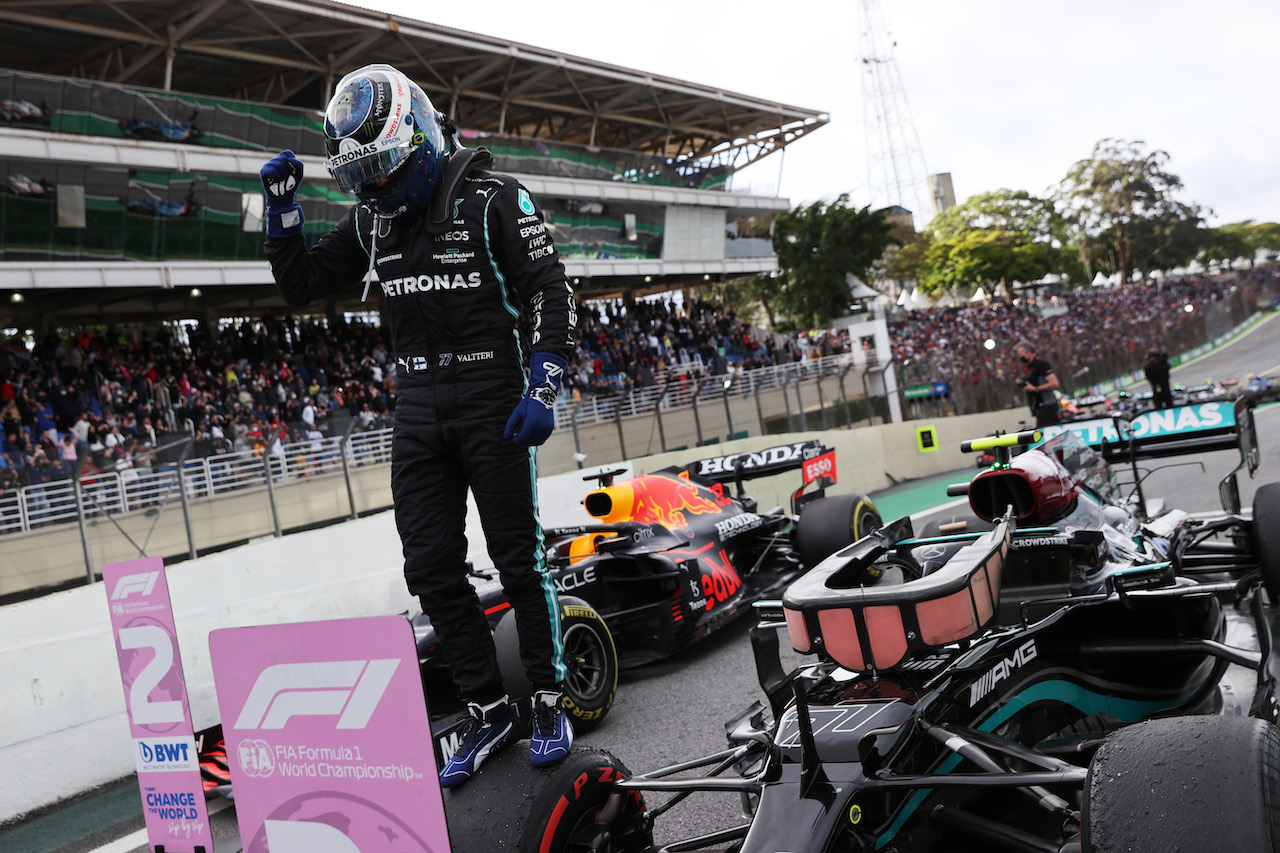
xmin=103 ymin=557 xmax=214 ymax=852
xmin=209 ymin=614 xmax=451 ymax=853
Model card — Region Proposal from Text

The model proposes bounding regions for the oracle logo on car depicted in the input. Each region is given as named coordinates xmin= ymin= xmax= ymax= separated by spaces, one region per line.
xmin=234 ymin=659 xmax=400 ymax=730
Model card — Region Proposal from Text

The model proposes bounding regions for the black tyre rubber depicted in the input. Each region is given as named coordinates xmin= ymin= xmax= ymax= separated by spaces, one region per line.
xmin=495 ymin=598 xmax=619 ymax=732
xmin=444 ymin=745 xmax=651 ymax=853
xmin=796 ymin=493 xmax=882 ymax=570
xmin=1083 ymin=715 xmax=1280 ymax=852
xmin=1254 ymin=482 xmax=1280 ymax=600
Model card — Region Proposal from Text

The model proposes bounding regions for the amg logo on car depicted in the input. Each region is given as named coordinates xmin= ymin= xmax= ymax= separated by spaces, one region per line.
xmin=969 ymin=639 xmax=1037 ymax=707
xmin=380 ymin=272 xmax=482 ymax=296
xmin=715 ymin=513 xmax=761 ymax=539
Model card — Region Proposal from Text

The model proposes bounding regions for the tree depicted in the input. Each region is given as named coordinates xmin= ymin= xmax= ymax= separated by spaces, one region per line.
xmin=928 ymin=189 xmax=1068 ymax=244
xmin=1057 ymin=138 xmax=1206 ymax=284
xmin=768 ymin=195 xmax=899 ymax=329
xmin=884 ymin=231 xmax=933 ymax=287
xmin=1201 ymin=221 xmax=1280 ymax=268
xmin=918 ymin=189 xmax=1084 ymax=291
xmin=919 ymin=230 xmax=1053 ymax=295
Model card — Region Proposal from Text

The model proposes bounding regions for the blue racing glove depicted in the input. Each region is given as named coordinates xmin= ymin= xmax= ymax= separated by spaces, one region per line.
xmin=260 ymin=149 xmax=304 ymax=239
xmin=504 ymin=353 xmax=566 ymax=446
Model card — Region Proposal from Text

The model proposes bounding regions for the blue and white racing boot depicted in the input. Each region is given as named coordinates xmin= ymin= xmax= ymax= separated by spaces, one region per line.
xmin=529 ymin=690 xmax=574 ymax=768
xmin=439 ymin=698 xmax=519 ymax=788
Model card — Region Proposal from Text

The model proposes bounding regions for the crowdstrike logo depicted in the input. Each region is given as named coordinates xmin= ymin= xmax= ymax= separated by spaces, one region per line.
xmin=111 ymin=571 xmax=159 ymax=600
xmin=234 ymin=659 xmax=400 ymax=730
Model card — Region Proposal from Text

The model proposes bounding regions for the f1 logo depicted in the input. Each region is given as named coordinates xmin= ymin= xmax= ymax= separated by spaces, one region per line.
xmin=111 ymin=571 xmax=159 ymax=600
xmin=234 ymin=659 xmax=399 ymax=730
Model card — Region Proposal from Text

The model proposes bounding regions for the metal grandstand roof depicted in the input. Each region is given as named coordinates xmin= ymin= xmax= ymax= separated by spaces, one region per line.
xmin=0 ymin=0 xmax=828 ymax=171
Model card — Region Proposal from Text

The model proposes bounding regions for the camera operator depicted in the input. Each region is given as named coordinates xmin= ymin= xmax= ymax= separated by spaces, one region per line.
xmin=1144 ymin=349 xmax=1173 ymax=409
xmin=1015 ymin=340 xmax=1060 ymax=428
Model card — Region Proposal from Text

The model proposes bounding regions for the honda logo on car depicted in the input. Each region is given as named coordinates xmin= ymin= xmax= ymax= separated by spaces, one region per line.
xmin=234 ymin=659 xmax=399 ymax=730
xmin=969 ymin=640 xmax=1037 ymax=707
xmin=697 ymin=442 xmax=820 ymax=476
xmin=715 ymin=513 xmax=761 ymax=539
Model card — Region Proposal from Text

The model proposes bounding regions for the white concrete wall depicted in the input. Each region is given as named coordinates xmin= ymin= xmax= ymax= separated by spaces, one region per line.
xmin=0 ymin=410 xmax=1020 ymax=822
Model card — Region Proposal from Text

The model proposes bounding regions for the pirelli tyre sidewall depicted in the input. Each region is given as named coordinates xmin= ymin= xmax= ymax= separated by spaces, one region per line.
xmin=796 ymin=493 xmax=883 ymax=570
xmin=494 ymin=596 xmax=619 ymax=732
xmin=443 ymin=746 xmax=650 ymax=853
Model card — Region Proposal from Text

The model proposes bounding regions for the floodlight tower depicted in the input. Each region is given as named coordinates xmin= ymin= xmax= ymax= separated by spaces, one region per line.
xmin=860 ymin=0 xmax=931 ymax=225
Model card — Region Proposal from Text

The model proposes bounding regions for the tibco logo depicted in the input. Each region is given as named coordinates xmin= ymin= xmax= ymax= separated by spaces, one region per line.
xmin=111 ymin=571 xmax=159 ymax=600
xmin=234 ymin=659 xmax=400 ymax=730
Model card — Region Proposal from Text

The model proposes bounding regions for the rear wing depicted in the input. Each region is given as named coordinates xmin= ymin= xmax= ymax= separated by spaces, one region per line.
xmin=1035 ymin=397 xmax=1254 ymax=460
xmin=1036 ymin=396 xmax=1258 ymax=513
xmin=679 ymin=439 xmax=834 ymax=486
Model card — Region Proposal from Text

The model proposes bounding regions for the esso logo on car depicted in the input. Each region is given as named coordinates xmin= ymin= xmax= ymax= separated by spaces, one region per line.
xmin=803 ymin=451 xmax=836 ymax=484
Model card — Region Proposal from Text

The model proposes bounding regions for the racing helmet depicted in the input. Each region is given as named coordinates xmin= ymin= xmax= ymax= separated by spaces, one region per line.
xmin=323 ymin=64 xmax=447 ymax=217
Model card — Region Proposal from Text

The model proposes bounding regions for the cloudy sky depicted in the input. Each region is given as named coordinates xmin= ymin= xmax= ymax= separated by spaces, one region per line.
xmin=359 ymin=0 xmax=1280 ymax=227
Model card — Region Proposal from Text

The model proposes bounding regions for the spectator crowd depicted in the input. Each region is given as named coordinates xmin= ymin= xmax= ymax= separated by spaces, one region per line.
xmin=2 ymin=266 xmax=1274 ymax=502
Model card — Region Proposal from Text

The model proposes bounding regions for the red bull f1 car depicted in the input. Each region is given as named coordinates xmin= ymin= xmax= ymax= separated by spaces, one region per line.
xmin=415 ymin=439 xmax=882 ymax=718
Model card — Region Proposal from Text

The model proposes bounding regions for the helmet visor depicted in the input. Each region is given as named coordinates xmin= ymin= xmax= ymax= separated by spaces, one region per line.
xmin=328 ymin=140 xmax=414 ymax=194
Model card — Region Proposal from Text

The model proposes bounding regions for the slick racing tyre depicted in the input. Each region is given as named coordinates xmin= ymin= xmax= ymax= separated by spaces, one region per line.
xmin=797 ymin=493 xmax=882 ymax=570
xmin=444 ymin=746 xmax=651 ymax=853
xmin=495 ymin=597 xmax=619 ymax=732
xmin=1083 ymin=715 xmax=1280 ymax=852
xmin=1253 ymin=482 xmax=1280 ymax=600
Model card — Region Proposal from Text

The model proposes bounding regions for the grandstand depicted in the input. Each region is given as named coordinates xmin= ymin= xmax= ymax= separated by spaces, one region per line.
xmin=0 ymin=0 xmax=829 ymax=325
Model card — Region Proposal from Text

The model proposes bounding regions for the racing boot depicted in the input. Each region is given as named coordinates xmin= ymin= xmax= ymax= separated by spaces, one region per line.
xmin=529 ymin=689 xmax=574 ymax=767
xmin=439 ymin=696 xmax=520 ymax=788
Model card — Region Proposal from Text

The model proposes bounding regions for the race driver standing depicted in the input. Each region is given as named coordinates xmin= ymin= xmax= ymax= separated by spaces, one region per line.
xmin=258 ymin=64 xmax=577 ymax=787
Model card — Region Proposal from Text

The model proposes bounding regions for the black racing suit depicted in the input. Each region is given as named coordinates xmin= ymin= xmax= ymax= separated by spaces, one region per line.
xmin=266 ymin=148 xmax=576 ymax=702
xmin=1021 ymin=357 xmax=1059 ymax=428
xmin=1144 ymin=355 xmax=1173 ymax=409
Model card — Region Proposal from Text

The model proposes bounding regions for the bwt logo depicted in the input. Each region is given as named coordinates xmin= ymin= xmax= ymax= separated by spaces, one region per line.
xmin=234 ymin=659 xmax=400 ymax=730
xmin=111 ymin=571 xmax=159 ymax=600
xmin=139 ymin=741 xmax=189 ymax=763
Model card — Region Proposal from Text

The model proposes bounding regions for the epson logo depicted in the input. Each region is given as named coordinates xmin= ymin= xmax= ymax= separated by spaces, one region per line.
xmin=111 ymin=571 xmax=159 ymax=600
xmin=235 ymin=659 xmax=399 ymax=730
